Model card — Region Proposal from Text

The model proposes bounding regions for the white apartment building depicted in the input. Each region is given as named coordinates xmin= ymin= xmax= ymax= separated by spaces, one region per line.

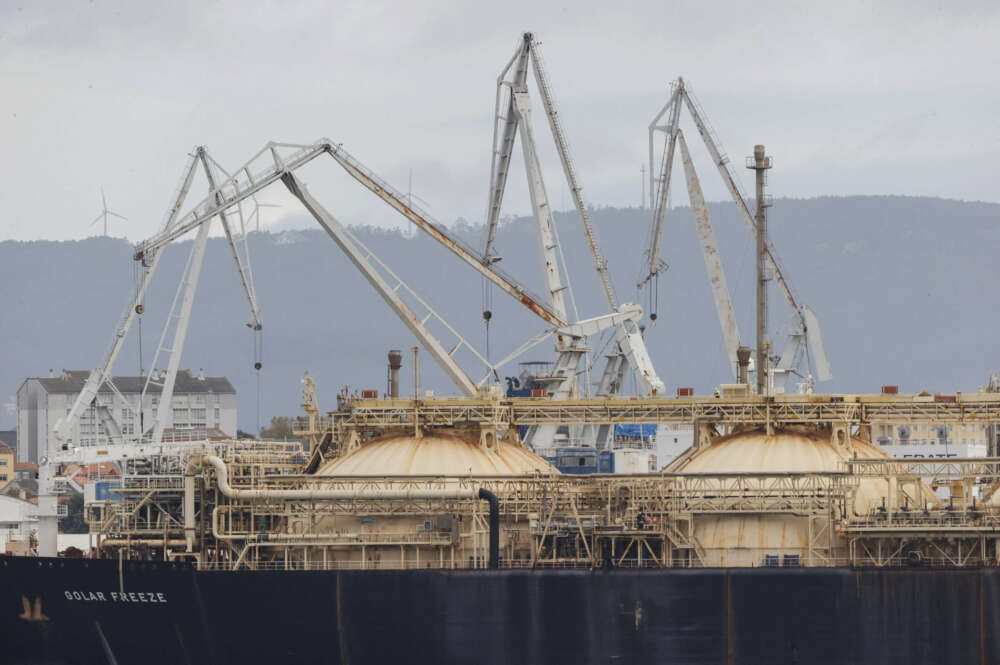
xmin=17 ymin=370 xmax=237 ymax=463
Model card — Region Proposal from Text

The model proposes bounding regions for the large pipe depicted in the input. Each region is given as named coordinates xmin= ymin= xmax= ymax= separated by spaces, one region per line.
xmin=388 ymin=349 xmax=403 ymax=398
xmin=478 ymin=488 xmax=499 ymax=569
xmin=102 ymin=539 xmax=189 ymax=548
xmin=184 ymin=470 xmax=197 ymax=551
xmin=412 ymin=345 xmax=419 ymax=399
xmin=185 ymin=455 xmax=502 ymax=565
xmin=186 ymin=455 xmax=479 ymax=501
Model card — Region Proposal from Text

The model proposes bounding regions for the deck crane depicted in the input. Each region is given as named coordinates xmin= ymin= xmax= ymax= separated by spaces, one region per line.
xmin=643 ymin=78 xmax=832 ymax=391
xmin=483 ymin=33 xmax=665 ymax=415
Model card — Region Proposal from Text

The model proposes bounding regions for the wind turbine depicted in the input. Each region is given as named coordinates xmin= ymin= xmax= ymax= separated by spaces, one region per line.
xmin=249 ymin=198 xmax=282 ymax=232
xmin=404 ymin=169 xmax=431 ymax=238
xmin=88 ymin=187 xmax=127 ymax=237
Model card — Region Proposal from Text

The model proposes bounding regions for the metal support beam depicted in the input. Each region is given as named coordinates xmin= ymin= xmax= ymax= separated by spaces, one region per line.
xmin=151 ymin=209 xmax=212 ymax=445
xmin=325 ymin=144 xmax=566 ymax=328
xmin=643 ymin=83 xmax=682 ymax=287
xmin=53 ymin=150 xmax=200 ymax=444
xmin=678 ymin=130 xmax=741 ymax=377
xmin=198 ymin=151 xmax=262 ymax=330
xmin=483 ymin=41 xmax=530 ymax=261
xmin=510 ymin=89 xmax=570 ymax=326
xmin=281 ymin=172 xmax=479 ymax=397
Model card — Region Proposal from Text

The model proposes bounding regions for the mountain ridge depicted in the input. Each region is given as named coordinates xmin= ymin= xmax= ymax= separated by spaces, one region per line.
xmin=1 ymin=195 xmax=996 ymax=432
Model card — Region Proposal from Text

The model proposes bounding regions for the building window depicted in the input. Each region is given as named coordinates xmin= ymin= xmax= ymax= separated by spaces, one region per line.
xmin=191 ymin=408 xmax=206 ymax=420
xmin=214 ymin=407 xmax=220 ymax=423
xmin=0 ymin=459 xmax=7 ymax=466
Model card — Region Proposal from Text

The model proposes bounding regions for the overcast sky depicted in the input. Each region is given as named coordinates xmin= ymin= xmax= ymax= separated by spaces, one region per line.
xmin=2 ymin=0 xmax=998 ymax=242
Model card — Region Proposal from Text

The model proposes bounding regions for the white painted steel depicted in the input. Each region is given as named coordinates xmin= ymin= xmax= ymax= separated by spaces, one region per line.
xmin=511 ymin=89 xmax=569 ymax=325
xmin=282 ymin=172 xmax=480 ymax=396
xmin=151 ymin=210 xmax=212 ymax=445
xmin=678 ymin=130 xmax=741 ymax=378
xmin=53 ymin=151 xmax=200 ymax=444
xmin=199 ymin=151 xmax=262 ymax=330
xmin=644 ymin=83 xmax=682 ymax=287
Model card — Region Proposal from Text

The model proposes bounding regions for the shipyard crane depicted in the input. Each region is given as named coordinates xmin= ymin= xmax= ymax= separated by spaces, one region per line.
xmin=40 ymin=135 xmax=638 ymax=554
xmin=130 ymin=139 xmax=636 ymax=406
xmin=482 ymin=33 xmax=665 ymax=414
xmin=642 ymin=78 xmax=832 ymax=392
xmin=53 ymin=147 xmax=262 ymax=449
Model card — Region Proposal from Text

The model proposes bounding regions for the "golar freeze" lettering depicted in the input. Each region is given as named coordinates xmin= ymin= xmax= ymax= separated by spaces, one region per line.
xmin=64 ymin=590 xmax=167 ymax=603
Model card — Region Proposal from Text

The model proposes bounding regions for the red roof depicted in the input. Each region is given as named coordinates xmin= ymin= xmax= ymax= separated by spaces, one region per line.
xmin=57 ymin=462 xmax=121 ymax=488
xmin=15 ymin=462 xmax=37 ymax=471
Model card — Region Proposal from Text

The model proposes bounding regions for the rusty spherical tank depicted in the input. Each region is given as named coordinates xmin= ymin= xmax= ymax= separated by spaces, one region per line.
xmin=666 ymin=426 xmax=929 ymax=566
xmin=317 ymin=433 xmax=557 ymax=476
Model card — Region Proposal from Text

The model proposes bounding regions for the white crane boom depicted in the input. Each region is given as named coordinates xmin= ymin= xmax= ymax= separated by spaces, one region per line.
xmin=511 ymin=88 xmax=570 ymax=324
xmin=135 ymin=139 xmax=567 ymax=328
xmin=484 ymin=33 xmax=665 ymax=398
xmin=679 ymin=87 xmax=801 ymax=318
xmin=677 ymin=130 xmax=741 ymax=377
xmin=199 ymin=151 xmax=262 ymax=330
xmin=282 ymin=172 xmax=481 ymax=396
xmin=324 ymin=143 xmax=567 ymax=328
xmin=135 ymin=142 xmax=331 ymax=257
xmin=643 ymin=84 xmax=682 ymax=287
xmin=483 ymin=45 xmax=530 ymax=261
xmin=642 ymin=77 xmax=833 ymax=388
xmin=52 ymin=150 xmax=201 ymax=443
xmin=150 ymin=215 xmax=211 ymax=445
xmin=527 ymin=35 xmax=618 ymax=312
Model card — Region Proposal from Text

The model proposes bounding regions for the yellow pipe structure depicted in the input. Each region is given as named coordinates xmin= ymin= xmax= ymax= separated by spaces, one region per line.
xmin=184 ymin=454 xmax=480 ymax=552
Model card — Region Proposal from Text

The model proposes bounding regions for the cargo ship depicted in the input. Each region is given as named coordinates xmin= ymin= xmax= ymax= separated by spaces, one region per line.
xmin=4 ymin=558 xmax=999 ymax=665
xmin=6 ymin=389 xmax=1000 ymax=664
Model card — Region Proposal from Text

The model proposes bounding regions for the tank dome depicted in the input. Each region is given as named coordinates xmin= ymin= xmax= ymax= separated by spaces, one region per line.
xmin=669 ymin=427 xmax=889 ymax=510
xmin=317 ymin=433 xmax=557 ymax=476
xmin=666 ymin=426 xmax=925 ymax=566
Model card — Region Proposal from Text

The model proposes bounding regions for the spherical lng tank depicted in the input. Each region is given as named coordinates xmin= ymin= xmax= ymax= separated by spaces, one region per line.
xmin=317 ymin=432 xmax=555 ymax=476
xmin=308 ymin=433 xmax=555 ymax=569
xmin=665 ymin=426 xmax=933 ymax=566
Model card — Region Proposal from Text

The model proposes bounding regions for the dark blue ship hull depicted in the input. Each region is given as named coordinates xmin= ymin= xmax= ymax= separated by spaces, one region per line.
xmin=1 ymin=556 xmax=997 ymax=664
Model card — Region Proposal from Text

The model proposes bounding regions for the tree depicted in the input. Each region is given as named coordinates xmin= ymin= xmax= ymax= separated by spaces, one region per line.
xmin=236 ymin=429 xmax=257 ymax=440
xmin=259 ymin=416 xmax=295 ymax=440
xmin=59 ymin=493 xmax=88 ymax=534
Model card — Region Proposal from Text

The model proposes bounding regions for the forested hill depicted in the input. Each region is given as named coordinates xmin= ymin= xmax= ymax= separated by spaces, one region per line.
xmin=1 ymin=195 xmax=996 ymax=433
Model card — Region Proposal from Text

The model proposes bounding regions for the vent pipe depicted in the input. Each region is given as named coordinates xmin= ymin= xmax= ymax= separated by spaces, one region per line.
xmin=387 ymin=349 xmax=403 ymax=398
xmin=736 ymin=346 xmax=752 ymax=386
xmin=748 ymin=144 xmax=772 ymax=396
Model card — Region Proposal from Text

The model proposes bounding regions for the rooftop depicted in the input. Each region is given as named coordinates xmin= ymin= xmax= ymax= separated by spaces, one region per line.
xmin=30 ymin=370 xmax=235 ymax=395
